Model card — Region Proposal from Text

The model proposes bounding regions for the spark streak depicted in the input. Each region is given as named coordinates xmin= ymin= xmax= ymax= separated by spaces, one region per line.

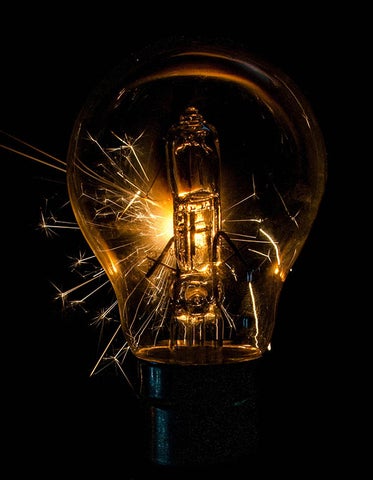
xmin=0 ymin=130 xmax=66 ymax=172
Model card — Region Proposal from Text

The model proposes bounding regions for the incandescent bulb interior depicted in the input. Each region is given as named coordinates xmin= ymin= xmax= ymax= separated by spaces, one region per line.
xmin=66 ymin=40 xmax=327 ymax=368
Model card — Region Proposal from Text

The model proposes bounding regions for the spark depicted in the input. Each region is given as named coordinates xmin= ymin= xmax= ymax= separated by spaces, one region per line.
xmin=226 ymin=173 xmax=258 ymax=210
xmin=89 ymin=322 xmax=128 ymax=377
xmin=90 ymin=302 xmax=118 ymax=328
xmin=39 ymin=210 xmax=80 ymax=237
xmin=273 ymin=183 xmax=300 ymax=227
xmin=109 ymin=130 xmax=149 ymax=182
xmin=68 ymin=251 xmax=97 ymax=271
xmin=51 ymin=267 xmax=109 ymax=308
xmin=259 ymin=228 xmax=280 ymax=266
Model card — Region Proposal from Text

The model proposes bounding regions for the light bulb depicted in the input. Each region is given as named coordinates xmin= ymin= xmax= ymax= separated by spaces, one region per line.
xmin=66 ymin=39 xmax=327 ymax=467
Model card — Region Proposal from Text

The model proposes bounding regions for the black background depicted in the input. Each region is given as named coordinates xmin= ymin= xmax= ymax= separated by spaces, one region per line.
xmin=2 ymin=6 xmax=362 ymax=478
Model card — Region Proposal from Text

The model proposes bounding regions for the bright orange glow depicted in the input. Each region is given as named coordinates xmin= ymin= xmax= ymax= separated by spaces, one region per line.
xmin=156 ymin=205 xmax=174 ymax=242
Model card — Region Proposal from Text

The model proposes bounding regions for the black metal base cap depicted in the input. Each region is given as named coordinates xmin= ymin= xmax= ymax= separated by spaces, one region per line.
xmin=136 ymin=359 xmax=261 ymax=467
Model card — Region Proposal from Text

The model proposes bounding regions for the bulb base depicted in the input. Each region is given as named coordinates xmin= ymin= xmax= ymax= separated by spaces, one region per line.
xmin=137 ymin=358 xmax=261 ymax=467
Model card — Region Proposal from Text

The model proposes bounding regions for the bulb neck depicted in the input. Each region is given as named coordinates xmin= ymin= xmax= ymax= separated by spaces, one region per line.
xmin=136 ymin=358 xmax=262 ymax=467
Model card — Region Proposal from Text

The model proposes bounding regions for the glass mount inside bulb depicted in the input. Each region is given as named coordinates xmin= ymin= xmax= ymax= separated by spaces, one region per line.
xmin=67 ymin=42 xmax=327 ymax=366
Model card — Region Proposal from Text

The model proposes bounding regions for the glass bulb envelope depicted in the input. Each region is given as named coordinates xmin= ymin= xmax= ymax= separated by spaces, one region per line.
xmin=67 ymin=40 xmax=327 ymax=368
